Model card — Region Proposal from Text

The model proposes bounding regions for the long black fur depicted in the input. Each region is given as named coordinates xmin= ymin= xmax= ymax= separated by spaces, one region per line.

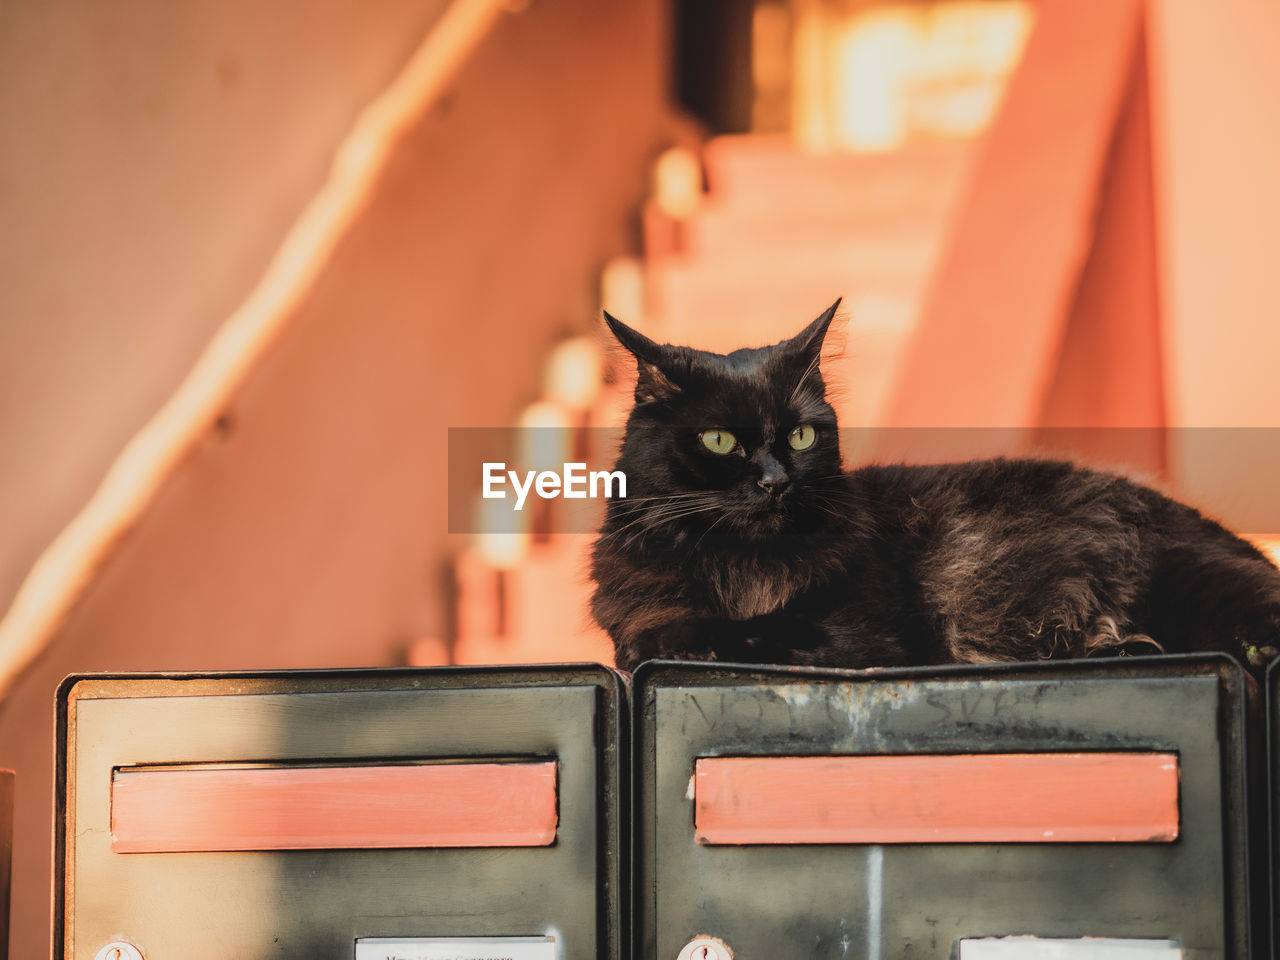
xmin=590 ymin=302 xmax=1280 ymax=679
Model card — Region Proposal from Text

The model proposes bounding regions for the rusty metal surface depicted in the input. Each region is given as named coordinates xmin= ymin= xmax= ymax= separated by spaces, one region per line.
xmin=635 ymin=656 xmax=1257 ymax=960
xmin=56 ymin=664 xmax=627 ymax=960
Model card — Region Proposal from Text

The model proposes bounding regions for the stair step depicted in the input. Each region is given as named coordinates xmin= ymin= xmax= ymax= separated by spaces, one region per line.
xmin=453 ymin=537 xmax=613 ymax=667
xmin=648 ymin=234 xmax=939 ymax=338
xmin=700 ymin=135 xmax=973 ymax=210
xmin=686 ymin=200 xmax=963 ymax=261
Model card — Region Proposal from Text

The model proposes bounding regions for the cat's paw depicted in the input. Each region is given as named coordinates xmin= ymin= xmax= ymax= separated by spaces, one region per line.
xmin=1244 ymin=643 xmax=1279 ymax=667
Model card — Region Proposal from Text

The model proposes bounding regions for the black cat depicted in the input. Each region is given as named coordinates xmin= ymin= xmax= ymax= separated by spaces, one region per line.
xmin=589 ymin=301 xmax=1280 ymax=680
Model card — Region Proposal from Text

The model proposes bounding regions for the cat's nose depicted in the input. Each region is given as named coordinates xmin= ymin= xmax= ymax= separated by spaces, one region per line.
xmin=758 ymin=473 xmax=789 ymax=497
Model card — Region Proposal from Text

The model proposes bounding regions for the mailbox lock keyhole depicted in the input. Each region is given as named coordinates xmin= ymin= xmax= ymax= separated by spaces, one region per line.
xmin=94 ymin=942 xmax=145 ymax=960
xmin=677 ymin=935 xmax=733 ymax=960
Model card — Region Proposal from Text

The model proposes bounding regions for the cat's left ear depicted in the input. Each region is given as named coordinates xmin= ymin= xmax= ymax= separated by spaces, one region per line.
xmin=786 ymin=298 xmax=841 ymax=359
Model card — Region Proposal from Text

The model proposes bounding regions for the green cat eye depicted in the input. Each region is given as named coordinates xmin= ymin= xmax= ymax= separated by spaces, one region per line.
xmin=788 ymin=424 xmax=816 ymax=450
xmin=700 ymin=429 xmax=738 ymax=455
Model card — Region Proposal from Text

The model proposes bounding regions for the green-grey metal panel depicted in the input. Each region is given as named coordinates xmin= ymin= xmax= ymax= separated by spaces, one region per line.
xmin=56 ymin=665 xmax=625 ymax=960
xmin=636 ymin=656 xmax=1254 ymax=960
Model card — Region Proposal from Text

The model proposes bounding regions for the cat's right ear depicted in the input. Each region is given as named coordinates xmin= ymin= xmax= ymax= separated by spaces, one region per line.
xmin=604 ymin=311 xmax=682 ymax=403
xmin=604 ymin=311 xmax=663 ymax=362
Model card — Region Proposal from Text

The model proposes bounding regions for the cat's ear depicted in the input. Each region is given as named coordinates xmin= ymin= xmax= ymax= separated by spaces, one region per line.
xmin=787 ymin=298 xmax=841 ymax=359
xmin=604 ymin=311 xmax=682 ymax=402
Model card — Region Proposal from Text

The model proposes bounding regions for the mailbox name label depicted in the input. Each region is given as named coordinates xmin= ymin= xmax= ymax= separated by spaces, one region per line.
xmin=959 ymin=939 xmax=1182 ymax=959
xmin=355 ymin=937 xmax=556 ymax=960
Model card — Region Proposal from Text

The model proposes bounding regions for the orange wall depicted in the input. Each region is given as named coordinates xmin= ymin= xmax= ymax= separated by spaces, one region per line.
xmin=1148 ymin=0 xmax=1280 ymax=531
xmin=1150 ymin=0 xmax=1280 ymax=429
xmin=872 ymin=0 xmax=1280 ymax=530
xmin=0 ymin=1 xmax=670 ymax=955
xmin=0 ymin=0 xmax=454 ymax=622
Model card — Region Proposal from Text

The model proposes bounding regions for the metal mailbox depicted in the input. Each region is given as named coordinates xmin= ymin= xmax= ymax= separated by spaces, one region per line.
xmin=635 ymin=656 xmax=1259 ymax=960
xmin=1270 ymin=658 xmax=1280 ymax=960
xmin=57 ymin=664 xmax=626 ymax=960
xmin=0 ymin=768 xmax=12 ymax=960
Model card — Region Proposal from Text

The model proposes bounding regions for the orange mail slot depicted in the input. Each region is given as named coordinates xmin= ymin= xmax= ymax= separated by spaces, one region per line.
xmin=694 ymin=753 xmax=1179 ymax=845
xmin=111 ymin=761 xmax=558 ymax=853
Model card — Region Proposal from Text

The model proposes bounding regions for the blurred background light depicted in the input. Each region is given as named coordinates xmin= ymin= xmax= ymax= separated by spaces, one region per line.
xmin=794 ymin=1 xmax=1033 ymax=152
xmin=600 ymin=256 xmax=647 ymax=324
xmin=653 ymin=146 xmax=704 ymax=220
xmin=543 ymin=337 xmax=603 ymax=412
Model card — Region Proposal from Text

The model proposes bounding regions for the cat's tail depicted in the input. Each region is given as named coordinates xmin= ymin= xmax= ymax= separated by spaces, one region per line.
xmin=1137 ymin=514 xmax=1280 ymax=676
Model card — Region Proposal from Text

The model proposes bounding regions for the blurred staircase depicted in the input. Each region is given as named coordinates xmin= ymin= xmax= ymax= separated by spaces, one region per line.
xmin=420 ymin=133 xmax=976 ymax=669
